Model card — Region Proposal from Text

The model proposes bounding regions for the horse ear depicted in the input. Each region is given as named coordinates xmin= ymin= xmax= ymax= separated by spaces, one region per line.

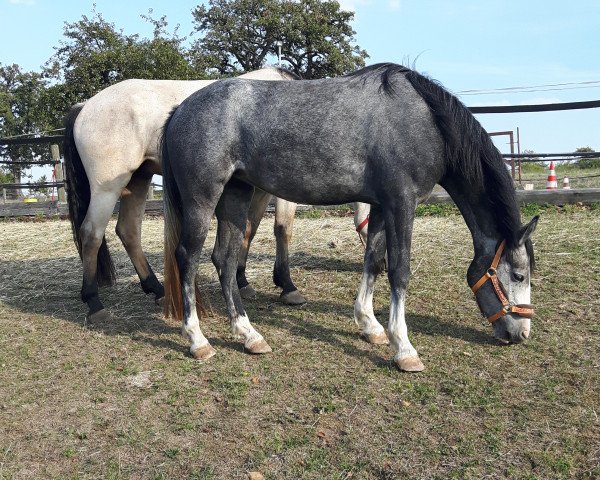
xmin=518 ymin=215 xmax=539 ymax=245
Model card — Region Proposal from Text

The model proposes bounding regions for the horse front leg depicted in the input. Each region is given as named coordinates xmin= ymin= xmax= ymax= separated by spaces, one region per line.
xmin=213 ymin=180 xmax=271 ymax=354
xmin=354 ymin=205 xmax=389 ymax=345
xmin=236 ymin=188 xmax=272 ymax=299
xmin=273 ymin=197 xmax=306 ymax=305
xmin=115 ymin=169 xmax=164 ymax=306
xmin=383 ymin=201 xmax=425 ymax=372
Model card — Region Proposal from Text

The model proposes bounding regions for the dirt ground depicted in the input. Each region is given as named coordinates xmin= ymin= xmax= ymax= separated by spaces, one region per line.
xmin=0 ymin=208 xmax=599 ymax=479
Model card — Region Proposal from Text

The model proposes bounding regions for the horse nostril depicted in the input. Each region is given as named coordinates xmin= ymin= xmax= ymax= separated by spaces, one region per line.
xmin=520 ymin=329 xmax=530 ymax=341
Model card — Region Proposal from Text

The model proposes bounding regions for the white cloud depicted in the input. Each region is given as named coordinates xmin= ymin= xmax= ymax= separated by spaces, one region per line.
xmin=9 ymin=0 xmax=36 ymax=5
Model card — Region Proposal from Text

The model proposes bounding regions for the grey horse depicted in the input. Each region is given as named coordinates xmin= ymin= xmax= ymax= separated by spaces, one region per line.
xmin=161 ymin=63 xmax=538 ymax=372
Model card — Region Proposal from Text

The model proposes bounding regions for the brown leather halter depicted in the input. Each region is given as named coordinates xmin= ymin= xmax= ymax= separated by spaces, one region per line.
xmin=470 ymin=240 xmax=535 ymax=323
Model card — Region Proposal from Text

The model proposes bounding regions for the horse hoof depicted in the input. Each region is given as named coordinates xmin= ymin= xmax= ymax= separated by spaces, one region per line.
xmin=280 ymin=290 xmax=307 ymax=306
xmin=239 ymin=285 xmax=257 ymax=300
xmin=191 ymin=344 xmax=217 ymax=361
xmin=360 ymin=331 xmax=389 ymax=345
xmin=86 ymin=308 xmax=111 ymax=324
xmin=155 ymin=296 xmax=165 ymax=307
xmin=395 ymin=355 xmax=425 ymax=373
xmin=245 ymin=338 xmax=272 ymax=354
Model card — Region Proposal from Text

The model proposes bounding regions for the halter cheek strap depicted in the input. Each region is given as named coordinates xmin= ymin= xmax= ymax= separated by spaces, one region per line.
xmin=470 ymin=240 xmax=534 ymax=323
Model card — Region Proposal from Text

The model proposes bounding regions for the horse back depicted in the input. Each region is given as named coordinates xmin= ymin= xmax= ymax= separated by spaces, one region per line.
xmin=168 ymin=76 xmax=445 ymax=205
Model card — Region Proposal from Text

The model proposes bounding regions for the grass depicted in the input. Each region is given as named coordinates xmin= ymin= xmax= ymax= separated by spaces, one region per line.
xmin=0 ymin=207 xmax=599 ymax=479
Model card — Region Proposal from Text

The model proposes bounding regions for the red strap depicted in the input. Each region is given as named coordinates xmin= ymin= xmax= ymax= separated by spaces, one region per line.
xmin=356 ymin=215 xmax=369 ymax=233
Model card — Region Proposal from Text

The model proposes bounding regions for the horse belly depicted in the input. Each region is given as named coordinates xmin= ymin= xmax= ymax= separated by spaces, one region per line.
xmin=237 ymin=153 xmax=371 ymax=205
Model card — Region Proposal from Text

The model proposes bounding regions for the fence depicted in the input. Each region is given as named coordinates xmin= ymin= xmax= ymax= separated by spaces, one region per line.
xmin=1 ymin=98 xmax=600 ymax=217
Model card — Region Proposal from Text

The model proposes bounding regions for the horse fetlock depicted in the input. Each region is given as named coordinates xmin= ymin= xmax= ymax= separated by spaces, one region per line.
xmin=359 ymin=330 xmax=389 ymax=345
xmin=140 ymin=274 xmax=164 ymax=297
xmin=354 ymin=303 xmax=383 ymax=329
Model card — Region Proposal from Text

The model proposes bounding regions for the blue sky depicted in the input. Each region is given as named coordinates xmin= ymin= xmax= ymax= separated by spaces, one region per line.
xmin=1 ymin=0 xmax=599 ymax=159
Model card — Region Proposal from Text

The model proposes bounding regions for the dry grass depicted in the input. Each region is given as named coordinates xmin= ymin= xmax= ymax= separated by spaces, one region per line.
xmin=0 ymin=209 xmax=599 ymax=479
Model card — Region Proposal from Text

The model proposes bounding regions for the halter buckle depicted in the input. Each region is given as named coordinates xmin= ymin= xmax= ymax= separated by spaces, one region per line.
xmin=486 ymin=267 xmax=497 ymax=278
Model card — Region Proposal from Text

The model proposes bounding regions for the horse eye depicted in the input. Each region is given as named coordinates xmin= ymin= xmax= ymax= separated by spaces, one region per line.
xmin=512 ymin=272 xmax=525 ymax=282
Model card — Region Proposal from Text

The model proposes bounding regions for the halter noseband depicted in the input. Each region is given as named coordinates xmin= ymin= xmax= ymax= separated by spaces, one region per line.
xmin=470 ymin=240 xmax=534 ymax=323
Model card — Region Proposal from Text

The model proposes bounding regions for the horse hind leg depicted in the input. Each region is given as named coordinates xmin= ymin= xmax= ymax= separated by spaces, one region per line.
xmin=80 ymin=188 xmax=123 ymax=321
xmin=115 ymin=168 xmax=165 ymax=305
xmin=236 ymin=188 xmax=272 ymax=300
xmin=213 ymin=179 xmax=271 ymax=354
xmin=354 ymin=205 xmax=389 ymax=345
xmin=273 ymin=197 xmax=306 ymax=305
xmin=176 ymin=203 xmax=215 ymax=360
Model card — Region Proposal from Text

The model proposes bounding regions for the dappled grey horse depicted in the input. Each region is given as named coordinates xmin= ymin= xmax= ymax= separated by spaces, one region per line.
xmin=63 ymin=67 xmax=306 ymax=323
xmin=161 ymin=63 xmax=538 ymax=372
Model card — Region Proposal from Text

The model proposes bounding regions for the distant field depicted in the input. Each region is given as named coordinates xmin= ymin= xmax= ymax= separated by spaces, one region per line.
xmin=518 ymin=162 xmax=600 ymax=189
xmin=1 ymin=209 xmax=598 ymax=479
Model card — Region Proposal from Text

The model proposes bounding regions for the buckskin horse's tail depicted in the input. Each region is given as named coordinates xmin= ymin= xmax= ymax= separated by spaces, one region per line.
xmin=63 ymin=103 xmax=116 ymax=286
xmin=161 ymin=110 xmax=206 ymax=320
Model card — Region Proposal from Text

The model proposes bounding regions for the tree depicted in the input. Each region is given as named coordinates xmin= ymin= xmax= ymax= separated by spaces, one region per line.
xmin=192 ymin=0 xmax=282 ymax=75
xmin=192 ymin=0 xmax=368 ymax=78
xmin=278 ymin=0 xmax=369 ymax=79
xmin=0 ymin=64 xmax=51 ymax=190
xmin=575 ymin=146 xmax=600 ymax=169
xmin=43 ymin=8 xmax=204 ymax=127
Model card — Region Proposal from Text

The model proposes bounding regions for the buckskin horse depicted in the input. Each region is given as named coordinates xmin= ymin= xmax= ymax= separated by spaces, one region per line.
xmin=63 ymin=67 xmax=307 ymax=322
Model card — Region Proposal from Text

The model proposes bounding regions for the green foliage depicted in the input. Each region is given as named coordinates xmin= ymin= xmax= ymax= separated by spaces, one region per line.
xmin=0 ymin=168 xmax=14 ymax=184
xmin=519 ymin=162 xmax=545 ymax=173
xmin=415 ymin=203 xmax=459 ymax=217
xmin=298 ymin=208 xmax=323 ymax=219
xmin=42 ymin=8 xmax=204 ymax=127
xmin=30 ymin=174 xmax=50 ymax=196
xmin=0 ymin=64 xmax=52 ymax=178
xmin=577 ymin=158 xmax=600 ymax=169
xmin=573 ymin=146 xmax=600 ymax=169
xmin=192 ymin=0 xmax=369 ymax=78
xmin=277 ymin=0 xmax=369 ymax=78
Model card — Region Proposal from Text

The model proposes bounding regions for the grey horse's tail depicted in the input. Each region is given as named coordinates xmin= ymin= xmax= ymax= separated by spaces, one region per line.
xmin=161 ymin=109 xmax=206 ymax=320
xmin=63 ymin=103 xmax=116 ymax=286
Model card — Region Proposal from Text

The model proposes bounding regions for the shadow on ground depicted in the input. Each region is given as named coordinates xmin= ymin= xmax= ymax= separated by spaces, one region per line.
xmin=0 ymin=251 xmax=495 ymax=367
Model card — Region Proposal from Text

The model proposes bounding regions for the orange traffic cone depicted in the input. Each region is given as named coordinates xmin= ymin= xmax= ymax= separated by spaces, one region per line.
xmin=546 ymin=161 xmax=558 ymax=189
xmin=562 ymin=177 xmax=570 ymax=189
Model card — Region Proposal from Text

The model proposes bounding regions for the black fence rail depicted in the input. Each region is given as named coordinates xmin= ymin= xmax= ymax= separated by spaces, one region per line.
xmin=2 ymin=189 xmax=600 ymax=218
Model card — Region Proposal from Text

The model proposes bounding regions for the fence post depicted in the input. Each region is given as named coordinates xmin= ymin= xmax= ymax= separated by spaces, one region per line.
xmin=50 ymin=144 xmax=66 ymax=202
xmin=147 ymin=183 xmax=154 ymax=200
xmin=2 ymin=188 xmax=6 ymax=203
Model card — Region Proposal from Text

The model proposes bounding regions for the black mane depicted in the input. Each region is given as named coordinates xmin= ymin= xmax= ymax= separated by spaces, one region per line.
xmin=347 ymin=63 xmax=525 ymax=249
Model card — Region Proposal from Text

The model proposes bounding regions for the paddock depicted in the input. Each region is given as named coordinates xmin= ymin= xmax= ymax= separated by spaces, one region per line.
xmin=0 ymin=208 xmax=598 ymax=478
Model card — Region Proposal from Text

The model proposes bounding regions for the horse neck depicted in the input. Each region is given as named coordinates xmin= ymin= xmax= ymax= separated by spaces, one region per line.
xmin=441 ymin=176 xmax=503 ymax=257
